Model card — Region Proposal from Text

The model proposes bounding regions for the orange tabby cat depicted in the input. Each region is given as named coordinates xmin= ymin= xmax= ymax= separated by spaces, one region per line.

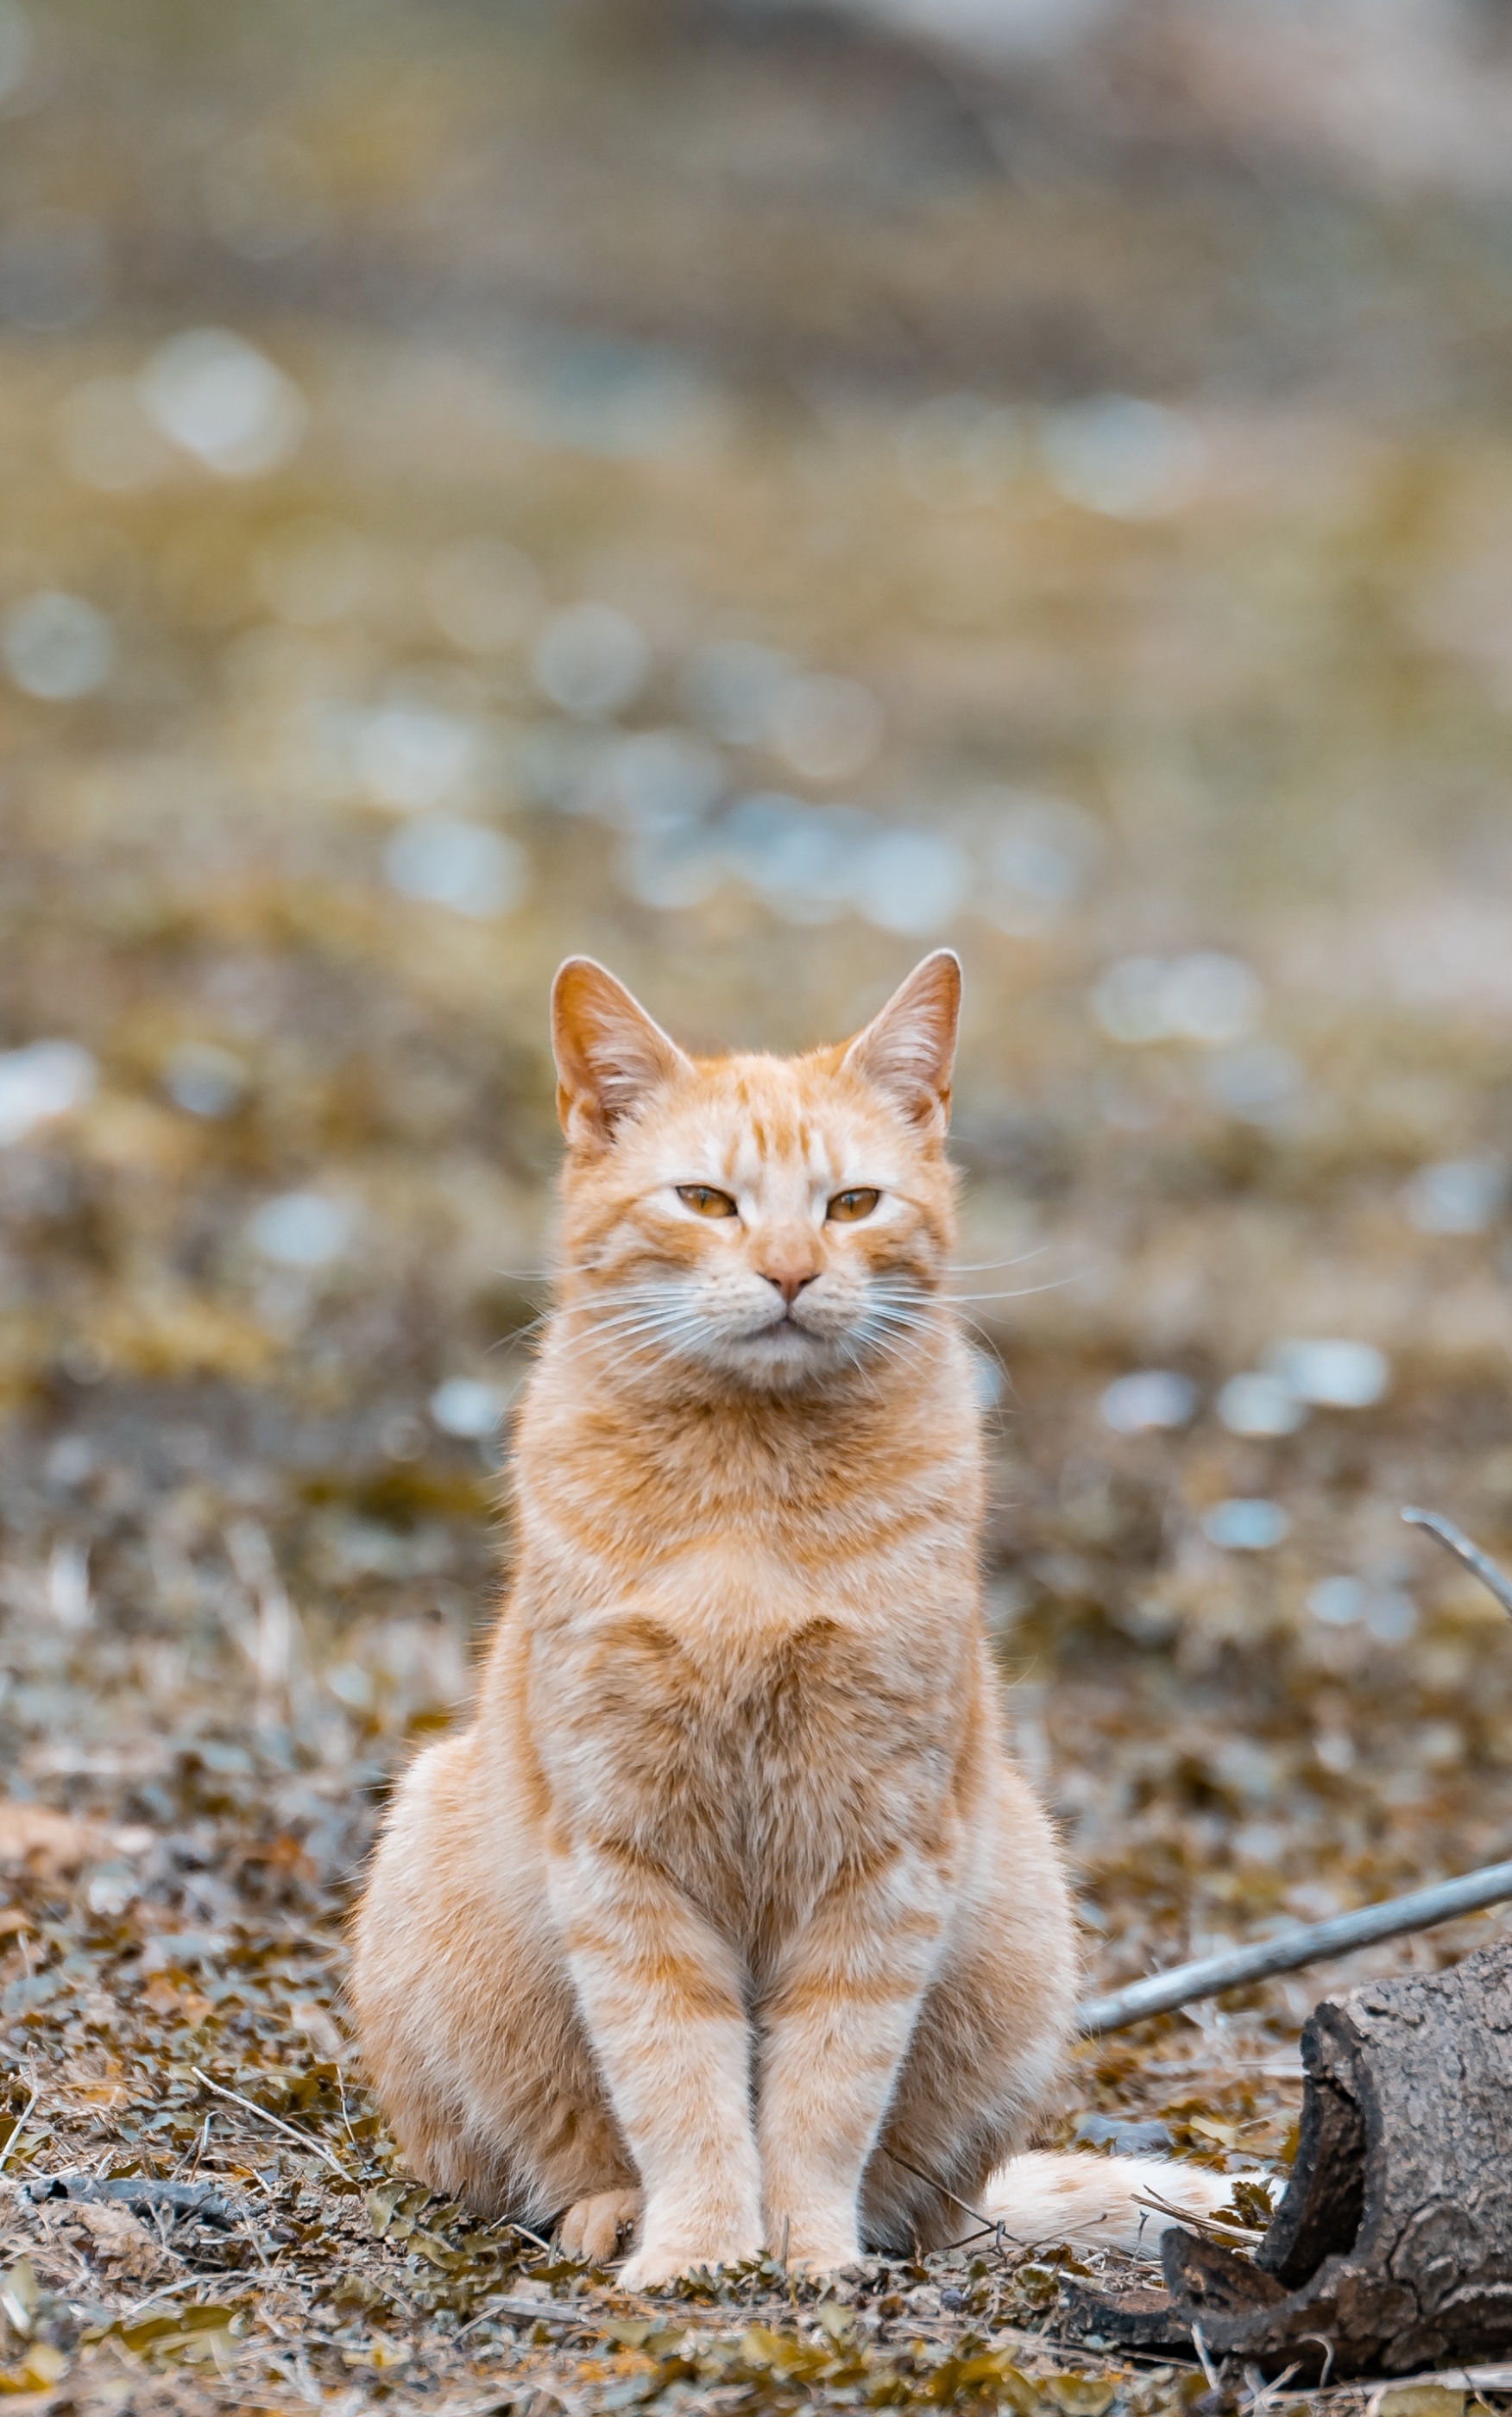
xmin=350 ymin=952 xmax=1228 ymax=2284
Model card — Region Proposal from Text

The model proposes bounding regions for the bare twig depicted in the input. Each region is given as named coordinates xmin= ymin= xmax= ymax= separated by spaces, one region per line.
xmin=1078 ymin=1857 xmax=1512 ymax=2035
xmin=1131 ymin=2187 xmax=1263 ymax=2245
xmin=879 ymin=2143 xmax=1032 ymax=2250
xmin=334 ymin=2068 xmax=356 ymax=2152
xmin=0 ymin=2083 xmax=39 ymax=2176
xmin=1192 ymin=2322 xmax=1219 ymax=2389
xmin=1367 ymin=2366 xmax=1512 ymax=2402
xmin=879 ymin=2144 xmax=993 ymax=2233
xmin=456 ymin=2294 xmax=596 ymax=2333
xmin=1244 ymin=2358 xmax=1301 ymax=2417
xmin=119 ymin=2275 xmax=222 ymax=2323
xmin=1078 ymin=1511 xmax=1512 ymax=2036
xmin=190 ymin=2068 xmax=350 ymax=2181
xmin=1402 ymin=1508 xmax=1512 ymax=1620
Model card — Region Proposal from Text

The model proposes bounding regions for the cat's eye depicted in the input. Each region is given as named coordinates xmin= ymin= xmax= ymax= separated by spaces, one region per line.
xmin=828 ymin=1188 xmax=880 ymax=1222
xmin=677 ymin=1184 xmax=739 ymax=1219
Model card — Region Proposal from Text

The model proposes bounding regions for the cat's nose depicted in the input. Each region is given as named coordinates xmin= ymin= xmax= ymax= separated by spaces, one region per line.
xmin=759 ymin=1263 xmax=818 ymax=1308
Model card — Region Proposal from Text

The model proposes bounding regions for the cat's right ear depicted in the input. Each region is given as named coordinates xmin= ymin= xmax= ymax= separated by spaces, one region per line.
xmin=551 ymin=958 xmax=691 ymax=1150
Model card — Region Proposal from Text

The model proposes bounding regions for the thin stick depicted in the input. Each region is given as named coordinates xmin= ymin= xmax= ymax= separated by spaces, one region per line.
xmin=1244 ymin=2359 xmax=1301 ymax=2417
xmin=456 ymin=2294 xmax=593 ymax=2331
xmin=879 ymin=2144 xmax=1030 ymax=2250
xmin=455 ymin=2294 xmax=593 ymax=2342
xmin=0 ymin=2083 xmax=39 ymax=2176
xmin=334 ymin=2068 xmax=356 ymax=2152
xmin=1132 ymin=2187 xmax=1263 ymax=2245
xmin=1080 ymin=1510 xmax=1512 ymax=2038
xmin=1402 ymin=1508 xmax=1512 ymax=1620
xmin=1370 ymin=2367 xmax=1512 ymax=2399
xmin=1078 ymin=1856 xmax=1512 ymax=2035
xmin=190 ymin=2068 xmax=350 ymax=2181
xmin=1192 ymin=2323 xmax=1219 ymax=2390
xmin=880 ymin=2144 xmax=993 ymax=2233
xmin=120 ymin=2275 xmax=217 ymax=2323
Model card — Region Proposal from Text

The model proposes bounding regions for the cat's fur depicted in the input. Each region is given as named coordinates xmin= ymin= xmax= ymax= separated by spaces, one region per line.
xmin=350 ymin=952 xmax=1228 ymax=2284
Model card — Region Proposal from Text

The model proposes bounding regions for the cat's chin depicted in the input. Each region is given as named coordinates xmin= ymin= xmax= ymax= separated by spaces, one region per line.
xmin=696 ymin=1322 xmax=870 ymax=1393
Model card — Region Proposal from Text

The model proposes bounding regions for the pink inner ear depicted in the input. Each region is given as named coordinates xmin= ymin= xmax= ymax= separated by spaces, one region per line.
xmin=551 ymin=957 xmax=690 ymax=1140
xmin=842 ymin=952 xmax=961 ymax=1125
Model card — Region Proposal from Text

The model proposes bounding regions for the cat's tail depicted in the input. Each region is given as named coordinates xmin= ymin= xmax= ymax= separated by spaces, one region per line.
xmin=978 ymin=2152 xmax=1235 ymax=2254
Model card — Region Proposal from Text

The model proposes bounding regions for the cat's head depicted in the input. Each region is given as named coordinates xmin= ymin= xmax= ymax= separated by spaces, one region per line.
xmin=549 ymin=952 xmax=961 ymax=1394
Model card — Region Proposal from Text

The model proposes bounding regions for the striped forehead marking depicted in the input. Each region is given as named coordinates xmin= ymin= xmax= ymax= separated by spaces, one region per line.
xmin=711 ymin=1099 xmax=846 ymax=1193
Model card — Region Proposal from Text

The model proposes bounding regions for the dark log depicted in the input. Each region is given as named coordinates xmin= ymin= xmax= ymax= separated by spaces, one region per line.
xmin=1064 ymin=1935 xmax=1512 ymax=2379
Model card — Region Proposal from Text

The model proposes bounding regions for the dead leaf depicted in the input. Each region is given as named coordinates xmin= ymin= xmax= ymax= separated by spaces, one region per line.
xmin=51 ymin=2200 xmax=179 ymax=2288
xmin=1045 ymin=2377 xmax=1118 ymax=2417
xmin=289 ymin=2001 xmax=346 ymax=2060
xmin=1378 ymin=2391 xmax=1465 ymax=2417
xmin=0 ymin=1806 xmax=152 ymax=1877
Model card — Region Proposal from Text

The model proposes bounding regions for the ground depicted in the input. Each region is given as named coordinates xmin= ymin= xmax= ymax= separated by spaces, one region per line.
xmin=3 ymin=1 xmax=1512 ymax=2409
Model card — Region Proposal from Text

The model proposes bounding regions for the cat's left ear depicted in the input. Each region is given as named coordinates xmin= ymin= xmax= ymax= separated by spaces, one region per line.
xmin=841 ymin=950 xmax=961 ymax=1134
xmin=551 ymin=957 xmax=692 ymax=1150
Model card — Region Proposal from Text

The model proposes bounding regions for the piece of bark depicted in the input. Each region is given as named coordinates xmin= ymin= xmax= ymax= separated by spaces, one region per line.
xmin=25 ymin=2174 xmax=237 ymax=2230
xmin=1064 ymin=1935 xmax=1512 ymax=2379
xmin=1059 ymin=2274 xmax=1194 ymax=2354
xmin=1163 ymin=2231 xmax=1290 ymax=2317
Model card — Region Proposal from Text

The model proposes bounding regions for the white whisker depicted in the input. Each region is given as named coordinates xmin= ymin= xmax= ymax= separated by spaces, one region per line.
xmin=944 ymin=1273 xmax=1086 ymax=1304
xmin=944 ymin=1246 xmax=1053 ymax=1275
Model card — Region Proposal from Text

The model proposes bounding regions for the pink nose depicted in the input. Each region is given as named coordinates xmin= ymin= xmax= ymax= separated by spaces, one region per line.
xmin=760 ymin=1266 xmax=817 ymax=1308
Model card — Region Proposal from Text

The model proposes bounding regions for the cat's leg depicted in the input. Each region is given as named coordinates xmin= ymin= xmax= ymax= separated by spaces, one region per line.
xmin=548 ymin=1840 xmax=763 ymax=2288
xmin=351 ymin=1734 xmax=636 ymax=2223
xmin=754 ymin=1846 xmax=950 ymax=2275
xmin=861 ymin=1763 xmax=1078 ymax=2255
xmin=870 ymin=1775 xmax=1235 ymax=2256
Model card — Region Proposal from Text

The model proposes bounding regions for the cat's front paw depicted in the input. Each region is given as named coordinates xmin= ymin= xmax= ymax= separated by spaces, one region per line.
xmin=561 ymin=2188 xmax=642 ymax=2265
xmin=618 ymin=2203 xmax=764 ymax=2291
xmin=769 ymin=2212 xmax=862 ymax=2278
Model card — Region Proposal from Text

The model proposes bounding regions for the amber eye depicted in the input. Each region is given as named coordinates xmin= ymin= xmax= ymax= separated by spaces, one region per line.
xmin=677 ymin=1184 xmax=739 ymax=1219
xmin=828 ymin=1188 xmax=880 ymax=1222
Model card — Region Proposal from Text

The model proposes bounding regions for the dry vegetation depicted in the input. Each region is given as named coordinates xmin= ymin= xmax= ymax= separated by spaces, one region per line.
xmin=3 ymin=1 xmax=1512 ymax=2408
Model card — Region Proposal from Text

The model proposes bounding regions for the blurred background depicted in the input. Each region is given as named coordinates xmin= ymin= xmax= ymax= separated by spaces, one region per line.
xmin=5 ymin=0 xmax=1512 ymax=2048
